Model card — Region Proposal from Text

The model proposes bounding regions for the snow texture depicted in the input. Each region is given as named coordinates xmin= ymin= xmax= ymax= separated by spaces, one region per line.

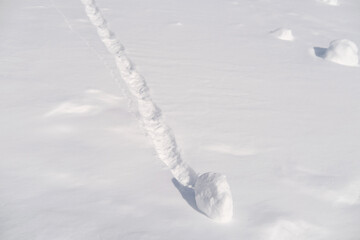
xmin=319 ymin=0 xmax=339 ymax=6
xmin=2 ymin=0 xmax=360 ymax=238
xmin=81 ymin=0 xmax=197 ymax=187
xmin=264 ymin=219 xmax=327 ymax=240
xmin=194 ymin=173 xmax=233 ymax=223
xmin=81 ymin=0 xmax=234 ymax=222
xmin=324 ymin=39 xmax=359 ymax=67
xmin=270 ymin=28 xmax=294 ymax=41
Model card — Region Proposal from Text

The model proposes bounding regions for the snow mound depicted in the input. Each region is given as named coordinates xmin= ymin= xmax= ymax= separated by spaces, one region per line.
xmin=194 ymin=172 xmax=233 ymax=222
xmin=319 ymin=0 xmax=339 ymax=6
xmin=324 ymin=39 xmax=359 ymax=66
xmin=270 ymin=28 xmax=294 ymax=41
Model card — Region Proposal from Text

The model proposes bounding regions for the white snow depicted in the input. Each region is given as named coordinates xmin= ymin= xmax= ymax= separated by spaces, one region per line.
xmin=194 ymin=173 xmax=233 ymax=223
xmin=264 ymin=219 xmax=327 ymax=240
xmin=1 ymin=0 xmax=360 ymax=239
xmin=81 ymin=0 xmax=234 ymax=221
xmin=319 ymin=0 xmax=339 ymax=6
xmin=324 ymin=39 xmax=359 ymax=66
xmin=44 ymin=89 xmax=121 ymax=117
xmin=334 ymin=179 xmax=360 ymax=205
xmin=270 ymin=28 xmax=295 ymax=41
xmin=81 ymin=0 xmax=198 ymax=187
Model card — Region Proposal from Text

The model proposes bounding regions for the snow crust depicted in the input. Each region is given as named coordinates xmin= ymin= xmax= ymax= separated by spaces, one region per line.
xmin=194 ymin=173 xmax=233 ymax=223
xmin=324 ymin=39 xmax=359 ymax=66
xmin=271 ymin=28 xmax=294 ymax=41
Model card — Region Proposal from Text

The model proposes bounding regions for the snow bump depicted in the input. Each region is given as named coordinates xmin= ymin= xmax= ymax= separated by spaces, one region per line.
xmin=324 ymin=39 xmax=359 ymax=67
xmin=270 ymin=28 xmax=294 ymax=41
xmin=194 ymin=173 xmax=233 ymax=223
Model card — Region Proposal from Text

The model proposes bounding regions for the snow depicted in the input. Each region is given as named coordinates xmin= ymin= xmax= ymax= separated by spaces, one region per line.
xmin=1 ymin=0 xmax=360 ymax=239
xmin=81 ymin=0 xmax=199 ymax=187
xmin=263 ymin=219 xmax=327 ymax=240
xmin=82 ymin=0 xmax=234 ymax=220
xmin=270 ymin=28 xmax=294 ymax=41
xmin=194 ymin=172 xmax=233 ymax=223
xmin=323 ymin=39 xmax=359 ymax=67
xmin=319 ymin=0 xmax=339 ymax=6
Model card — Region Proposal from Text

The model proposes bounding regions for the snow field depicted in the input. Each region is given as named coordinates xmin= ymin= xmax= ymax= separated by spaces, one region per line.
xmin=44 ymin=89 xmax=122 ymax=117
xmin=263 ymin=219 xmax=327 ymax=240
xmin=1 ymin=0 xmax=360 ymax=238
xmin=81 ymin=0 xmax=197 ymax=187
xmin=81 ymin=0 xmax=234 ymax=221
xmin=270 ymin=28 xmax=294 ymax=41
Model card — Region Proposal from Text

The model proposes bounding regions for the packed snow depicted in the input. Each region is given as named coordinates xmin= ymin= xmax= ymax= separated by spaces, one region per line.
xmin=1 ymin=0 xmax=360 ymax=239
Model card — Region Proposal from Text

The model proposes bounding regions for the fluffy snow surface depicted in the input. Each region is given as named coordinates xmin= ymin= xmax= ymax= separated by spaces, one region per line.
xmin=324 ymin=39 xmax=359 ymax=66
xmin=1 ymin=0 xmax=360 ymax=239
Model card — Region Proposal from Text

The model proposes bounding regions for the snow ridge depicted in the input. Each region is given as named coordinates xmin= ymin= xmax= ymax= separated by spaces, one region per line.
xmin=80 ymin=0 xmax=197 ymax=187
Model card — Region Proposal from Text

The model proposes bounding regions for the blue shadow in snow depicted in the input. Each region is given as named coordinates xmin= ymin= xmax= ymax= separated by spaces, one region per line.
xmin=171 ymin=178 xmax=204 ymax=215
xmin=314 ymin=47 xmax=327 ymax=58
